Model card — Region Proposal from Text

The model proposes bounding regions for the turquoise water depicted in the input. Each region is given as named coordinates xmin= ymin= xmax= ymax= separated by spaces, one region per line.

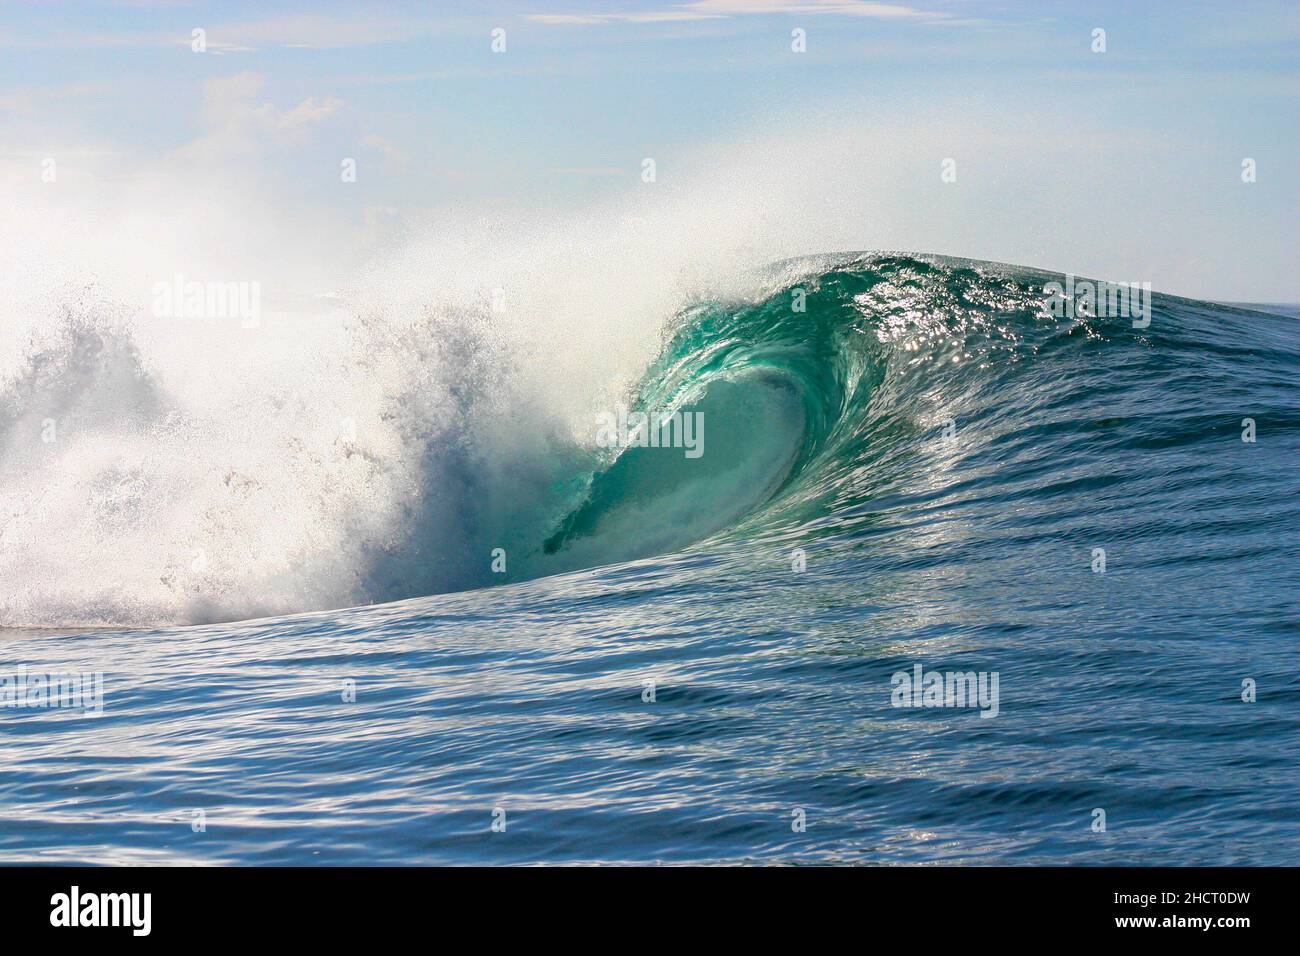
xmin=2 ymin=254 xmax=1297 ymax=864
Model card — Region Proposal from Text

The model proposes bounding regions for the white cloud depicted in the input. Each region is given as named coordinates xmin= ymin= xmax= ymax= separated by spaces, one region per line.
xmin=530 ymin=0 xmax=944 ymax=25
xmin=278 ymin=95 xmax=346 ymax=129
xmin=195 ymin=14 xmax=441 ymax=50
xmin=531 ymin=12 xmax=722 ymax=24
xmin=1 ymin=13 xmax=445 ymax=51
xmin=360 ymin=133 xmax=410 ymax=171
xmin=168 ymin=72 xmax=344 ymax=163
xmin=690 ymin=0 xmax=939 ymax=17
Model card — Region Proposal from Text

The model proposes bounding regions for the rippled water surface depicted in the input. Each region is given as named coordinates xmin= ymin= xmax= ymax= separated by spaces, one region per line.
xmin=2 ymin=256 xmax=1297 ymax=864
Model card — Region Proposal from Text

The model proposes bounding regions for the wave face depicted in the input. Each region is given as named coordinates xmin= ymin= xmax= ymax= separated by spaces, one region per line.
xmin=533 ymin=253 xmax=1069 ymax=571
xmin=3 ymin=254 xmax=1299 ymax=864
xmin=16 ymin=250 xmax=1296 ymax=630
xmin=486 ymin=249 xmax=1300 ymax=600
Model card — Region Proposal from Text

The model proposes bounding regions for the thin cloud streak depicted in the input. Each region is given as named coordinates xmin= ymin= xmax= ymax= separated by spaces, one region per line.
xmin=530 ymin=0 xmax=945 ymax=26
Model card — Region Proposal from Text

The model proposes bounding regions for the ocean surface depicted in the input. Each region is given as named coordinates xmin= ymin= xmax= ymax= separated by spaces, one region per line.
xmin=2 ymin=254 xmax=1297 ymax=865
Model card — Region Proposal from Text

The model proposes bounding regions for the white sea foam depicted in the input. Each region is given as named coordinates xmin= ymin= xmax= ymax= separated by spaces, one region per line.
xmin=4 ymin=92 xmax=1060 ymax=627
xmin=0 ymin=122 xmax=860 ymax=627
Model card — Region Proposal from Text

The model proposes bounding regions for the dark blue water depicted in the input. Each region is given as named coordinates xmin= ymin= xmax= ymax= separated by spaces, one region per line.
xmin=2 ymin=255 xmax=1297 ymax=864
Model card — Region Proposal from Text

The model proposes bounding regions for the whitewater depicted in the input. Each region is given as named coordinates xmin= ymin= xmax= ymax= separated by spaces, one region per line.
xmin=2 ymin=139 xmax=1298 ymax=864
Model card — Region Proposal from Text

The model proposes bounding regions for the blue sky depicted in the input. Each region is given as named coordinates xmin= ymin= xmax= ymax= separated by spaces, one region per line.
xmin=2 ymin=0 xmax=1297 ymax=300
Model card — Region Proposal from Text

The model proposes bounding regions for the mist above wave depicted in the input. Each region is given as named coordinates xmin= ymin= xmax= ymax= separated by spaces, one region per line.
xmin=0 ymin=125 xmax=846 ymax=628
xmin=2 ymin=87 xmax=1208 ymax=628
